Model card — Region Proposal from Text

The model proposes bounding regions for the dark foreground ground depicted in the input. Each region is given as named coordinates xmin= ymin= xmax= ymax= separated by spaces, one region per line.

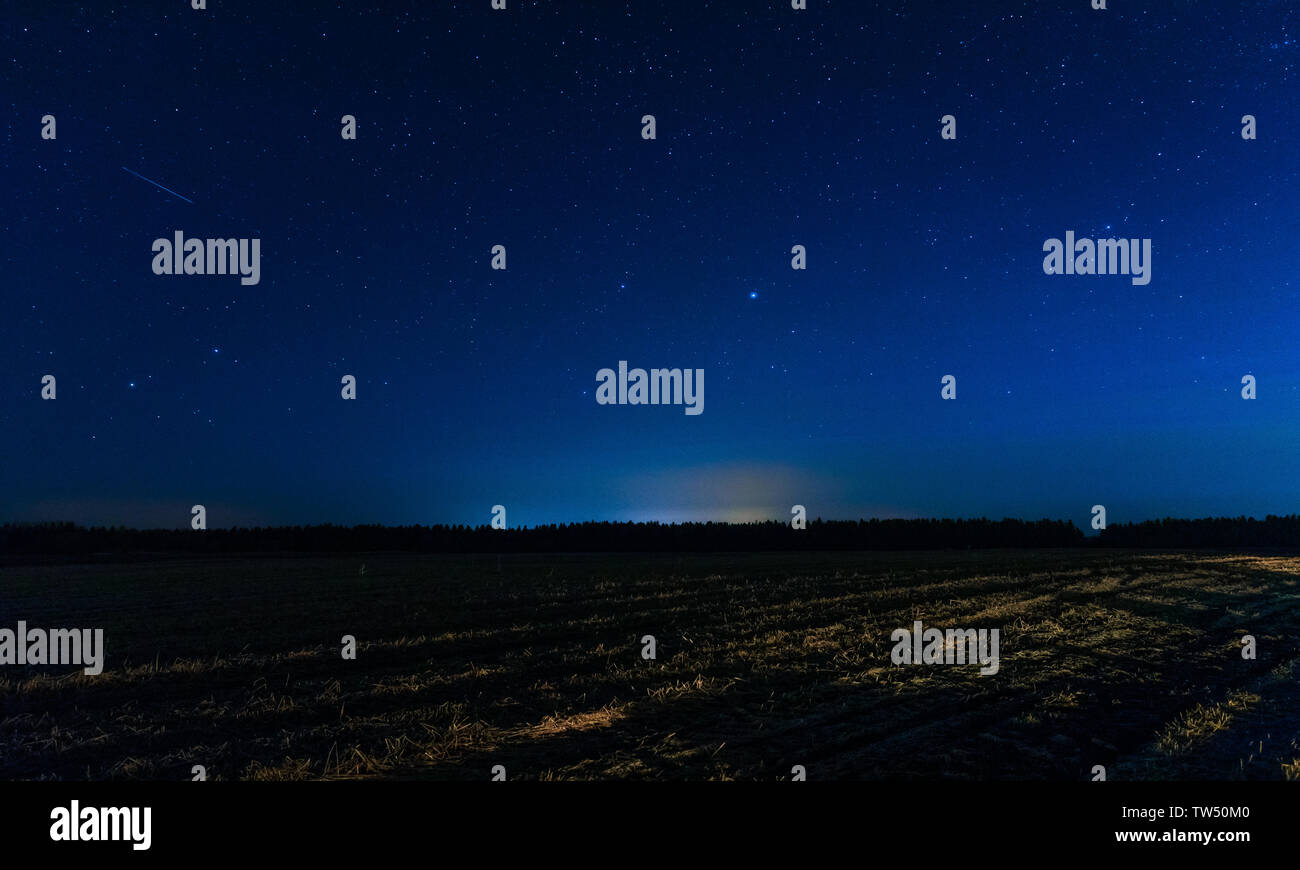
xmin=1 ymin=549 xmax=1297 ymax=780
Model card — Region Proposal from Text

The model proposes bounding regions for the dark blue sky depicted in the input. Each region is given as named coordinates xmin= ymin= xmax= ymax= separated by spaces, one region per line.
xmin=3 ymin=1 xmax=1298 ymax=529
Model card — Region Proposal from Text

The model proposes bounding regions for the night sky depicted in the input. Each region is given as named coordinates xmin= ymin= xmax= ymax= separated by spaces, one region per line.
xmin=3 ymin=1 xmax=1298 ymax=530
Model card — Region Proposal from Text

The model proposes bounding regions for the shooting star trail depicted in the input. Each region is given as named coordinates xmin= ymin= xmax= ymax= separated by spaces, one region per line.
xmin=120 ymin=166 xmax=194 ymax=204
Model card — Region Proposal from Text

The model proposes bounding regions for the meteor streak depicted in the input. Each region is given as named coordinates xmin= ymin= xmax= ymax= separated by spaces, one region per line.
xmin=120 ymin=166 xmax=194 ymax=204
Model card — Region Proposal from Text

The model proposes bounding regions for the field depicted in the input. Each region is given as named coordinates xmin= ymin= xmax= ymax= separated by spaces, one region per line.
xmin=1 ymin=549 xmax=1298 ymax=781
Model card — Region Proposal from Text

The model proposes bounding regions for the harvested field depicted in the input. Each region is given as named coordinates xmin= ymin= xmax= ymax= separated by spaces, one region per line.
xmin=1 ymin=549 xmax=1297 ymax=781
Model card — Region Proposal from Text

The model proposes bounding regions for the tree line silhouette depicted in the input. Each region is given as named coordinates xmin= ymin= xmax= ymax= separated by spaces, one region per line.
xmin=0 ymin=517 xmax=1080 ymax=554
xmin=1 ymin=515 xmax=1295 ymax=555
xmin=1095 ymin=514 xmax=1300 ymax=548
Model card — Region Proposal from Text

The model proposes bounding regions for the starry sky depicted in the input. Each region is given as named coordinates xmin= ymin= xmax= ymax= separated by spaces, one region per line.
xmin=3 ymin=1 xmax=1298 ymax=530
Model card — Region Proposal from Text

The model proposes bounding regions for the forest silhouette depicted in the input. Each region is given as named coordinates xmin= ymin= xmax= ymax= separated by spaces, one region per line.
xmin=4 ymin=514 xmax=1300 ymax=554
